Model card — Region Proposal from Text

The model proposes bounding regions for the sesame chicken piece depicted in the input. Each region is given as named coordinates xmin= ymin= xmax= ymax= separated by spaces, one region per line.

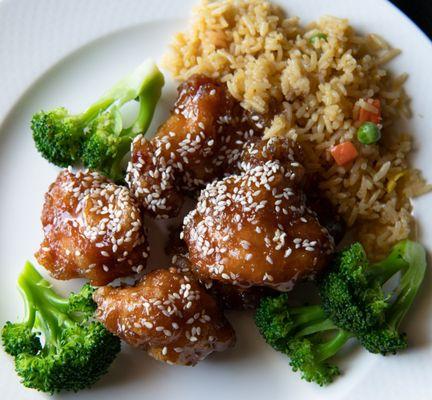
xmin=93 ymin=267 xmax=235 ymax=366
xmin=182 ymin=137 xmax=335 ymax=291
xmin=35 ymin=169 xmax=149 ymax=286
xmin=167 ymin=230 xmax=276 ymax=310
xmin=126 ymin=74 xmax=265 ymax=218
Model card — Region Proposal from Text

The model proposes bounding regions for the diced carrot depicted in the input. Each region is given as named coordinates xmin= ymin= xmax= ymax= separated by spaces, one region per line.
xmin=331 ymin=141 xmax=358 ymax=165
xmin=358 ymin=98 xmax=381 ymax=124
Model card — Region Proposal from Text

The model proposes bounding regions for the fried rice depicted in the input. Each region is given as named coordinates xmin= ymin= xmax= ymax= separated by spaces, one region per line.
xmin=163 ymin=0 xmax=431 ymax=258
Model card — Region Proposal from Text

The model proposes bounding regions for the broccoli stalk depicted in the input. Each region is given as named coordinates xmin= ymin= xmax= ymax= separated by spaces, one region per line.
xmin=319 ymin=240 xmax=426 ymax=355
xmin=255 ymin=294 xmax=351 ymax=386
xmin=1 ymin=262 xmax=120 ymax=393
xmin=31 ymin=59 xmax=164 ymax=182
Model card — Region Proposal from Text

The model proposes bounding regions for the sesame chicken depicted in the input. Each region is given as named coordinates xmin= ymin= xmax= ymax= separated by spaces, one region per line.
xmin=126 ymin=74 xmax=265 ymax=218
xmin=35 ymin=169 xmax=149 ymax=286
xmin=182 ymin=137 xmax=335 ymax=291
xmin=167 ymin=229 xmax=276 ymax=310
xmin=93 ymin=267 xmax=235 ymax=366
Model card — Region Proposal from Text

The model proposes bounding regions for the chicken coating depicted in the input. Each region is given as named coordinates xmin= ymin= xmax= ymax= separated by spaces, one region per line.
xmin=93 ymin=267 xmax=235 ymax=366
xmin=35 ymin=169 xmax=149 ymax=286
xmin=126 ymin=74 xmax=265 ymax=218
xmin=167 ymin=228 xmax=275 ymax=310
xmin=183 ymin=137 xmax=335 ymax=291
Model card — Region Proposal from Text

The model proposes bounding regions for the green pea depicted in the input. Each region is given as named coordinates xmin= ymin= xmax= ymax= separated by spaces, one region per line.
xmin=357 ymin=122 xmax=381 ymax=145
xmin=309 ymin=32 xmax=328 ymax=44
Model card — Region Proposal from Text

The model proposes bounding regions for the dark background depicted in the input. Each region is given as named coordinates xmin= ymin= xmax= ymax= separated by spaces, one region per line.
xmin=391 ymin=0 xmax=432 ymax=38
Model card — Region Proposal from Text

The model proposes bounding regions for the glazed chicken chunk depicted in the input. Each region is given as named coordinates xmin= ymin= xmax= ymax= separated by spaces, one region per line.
xmin=35 ymin=169 xmax=149 ymax=285
xmin=183 ymin=137 xmax=335 ymax=290
xmin=94 ymin=267 xmax=235 ymax=366
xmin=126 ymin=74 xmax=264 ymax=218
xmin=167 ymin=229 xmax=275 ymax=310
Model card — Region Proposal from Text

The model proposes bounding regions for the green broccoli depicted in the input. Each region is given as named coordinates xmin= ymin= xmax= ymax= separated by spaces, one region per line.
xmin=255 ymin=294 xmax=351 ymax=386
xmin=255 ymin=240 xmax=426 ymax=385
xmin=1 ymin=262 xmax=120 ymax=393
xmin=31 ymin=59 xmax=164 ymax=182
xmin=319 ymin=240 xmax=426 ymax=355
xmin=68 ymin=282 xmax=99 ymax=314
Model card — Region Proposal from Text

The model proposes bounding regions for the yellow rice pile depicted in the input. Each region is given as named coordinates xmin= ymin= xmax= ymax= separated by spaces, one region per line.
xmin=163 ymin=0 xmax=430 ymax=258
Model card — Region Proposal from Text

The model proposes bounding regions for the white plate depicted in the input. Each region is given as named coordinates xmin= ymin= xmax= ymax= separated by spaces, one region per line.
xmin=0 ymin=0 xmax=431 ymax=399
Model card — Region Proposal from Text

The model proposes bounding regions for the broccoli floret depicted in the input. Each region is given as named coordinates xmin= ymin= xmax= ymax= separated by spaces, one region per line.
xmin=32 ymin=59 xmax=164 ymax=182
xmin=255 ymin=294 xmax=351 ymax=386
xmin=31 ymin=107 xmax=84 ymax=167
xmin=67 ymin=283 xmax=97 ymax=315
xmin=2 ymin=322 xmax=41 ymax=357
xmin=287 ymin=337 xmax=342 ymax=386
xmin=320 ymin=240 xmax=426 ymax=355
xmin=1 ymin=262 xmax=120 ymax=393
xmin=80 ymin=109 xmax=128 ymax=183
xmin=358 ymin=328 xmax=407 ymax=354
